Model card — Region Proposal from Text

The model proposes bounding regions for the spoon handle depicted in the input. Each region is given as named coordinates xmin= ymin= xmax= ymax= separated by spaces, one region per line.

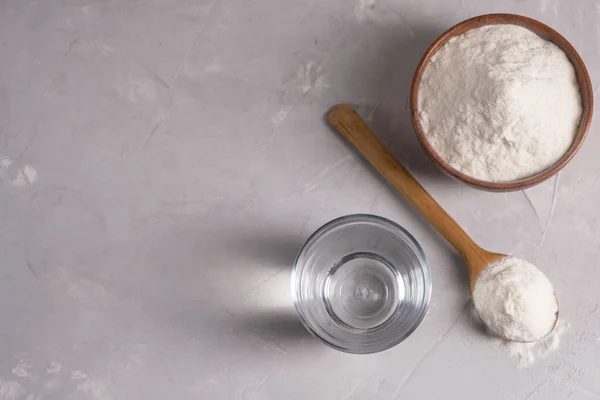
xmin=327 ymin=104 xmax=481 ymax=261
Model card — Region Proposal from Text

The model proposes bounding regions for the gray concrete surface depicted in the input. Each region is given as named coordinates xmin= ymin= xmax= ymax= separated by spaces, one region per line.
xmin=0 ymin=0 xmax=599 ymax=399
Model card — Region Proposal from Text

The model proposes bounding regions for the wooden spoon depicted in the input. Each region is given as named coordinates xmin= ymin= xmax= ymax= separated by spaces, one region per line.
xmin=327 ymin=104 xmax=502 ymax=291
xmin=327 ymin=104 xmax=558 ymax=342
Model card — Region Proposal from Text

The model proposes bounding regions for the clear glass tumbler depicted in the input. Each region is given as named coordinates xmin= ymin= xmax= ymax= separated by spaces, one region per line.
xmin=292 ymin=214 xmax=431 ymax=353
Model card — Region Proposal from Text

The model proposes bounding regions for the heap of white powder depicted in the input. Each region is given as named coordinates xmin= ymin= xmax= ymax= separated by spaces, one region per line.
xmin=473 ymin=256 xmax=558 ymax=343
xmin=418 ymin=24 xmax=583 ymax=182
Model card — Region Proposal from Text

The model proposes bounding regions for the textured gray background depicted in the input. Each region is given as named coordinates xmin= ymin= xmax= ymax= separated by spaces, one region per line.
xmin=0 ymin=0 xmax=599 ymax=399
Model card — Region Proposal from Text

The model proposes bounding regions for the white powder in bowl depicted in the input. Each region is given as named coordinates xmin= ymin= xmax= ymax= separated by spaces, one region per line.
xmin=418 ymin=24 xmax=583 ymax=182
xmin=473 ymin=256 xmax=558 ymax=342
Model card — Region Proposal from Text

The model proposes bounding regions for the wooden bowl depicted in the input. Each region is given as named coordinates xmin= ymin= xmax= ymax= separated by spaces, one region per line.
xmin=410 ymin=14 xmax=593 ymax=192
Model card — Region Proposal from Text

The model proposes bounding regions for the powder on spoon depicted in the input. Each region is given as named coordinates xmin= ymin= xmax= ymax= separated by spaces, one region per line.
xmin=472 ymin=256 xmax=558 ymax=343
xmin=418 ymin=24 xmax=583 ymax=182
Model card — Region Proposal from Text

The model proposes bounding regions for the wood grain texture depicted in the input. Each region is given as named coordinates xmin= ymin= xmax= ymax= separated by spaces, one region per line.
xmin=327 ymin=104 xmax=503 ymax=291
xmin=410 ymin=13 xmax=594 ymax=192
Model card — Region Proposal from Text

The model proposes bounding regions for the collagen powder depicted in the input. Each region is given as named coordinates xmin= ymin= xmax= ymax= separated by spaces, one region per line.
xmin=473 ymin=256 xmax=558 ymax=343
xmin=418 ymin=24 xmax=583 ymax=182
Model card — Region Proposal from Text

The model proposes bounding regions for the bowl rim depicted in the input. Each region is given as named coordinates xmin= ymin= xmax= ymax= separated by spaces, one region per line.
xmin=291 ymin=213 xmax=432 ymax=354
xmin=410 ymin=13 xmax=594 ymax=192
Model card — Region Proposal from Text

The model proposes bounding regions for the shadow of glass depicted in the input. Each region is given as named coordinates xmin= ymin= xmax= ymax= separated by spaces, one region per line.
xmin=226 ymin=229 xmax=303 ymax=270
xmin=231 ymin=308 xmax=315 ymax=343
